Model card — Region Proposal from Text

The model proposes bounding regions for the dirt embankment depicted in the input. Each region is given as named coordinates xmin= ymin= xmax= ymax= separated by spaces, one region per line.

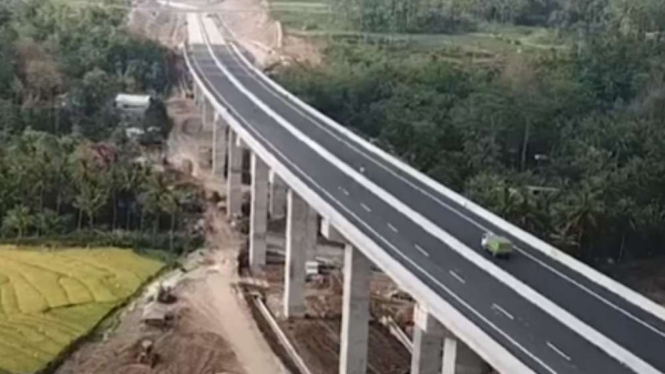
xmin=213 ymin=0 xmax=322 ymax=67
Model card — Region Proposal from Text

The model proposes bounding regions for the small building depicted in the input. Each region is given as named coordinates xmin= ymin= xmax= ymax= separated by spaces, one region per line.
xmin=114 ymin=94 xmax=152 ymax=123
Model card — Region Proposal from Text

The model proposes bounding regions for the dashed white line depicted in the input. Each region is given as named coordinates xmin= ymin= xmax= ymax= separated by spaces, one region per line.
xmin=387 ymin=223 xmax=399 ymax=233
xmin=449 ymin=270 xmax=466 ymax=284
xmin=189 ymin=40 xmax=559 ymax=374
xmin=338 ymin=186 xmax=350 ymax=196
xmin=492 ymin=303 xmax=515 ymax=321
xmin=360 ymin=203 xmax=372 ymax=212
xmin=414 ymin=244 xmax=430 ymax=257
xmin=547 ymin=342 xmax=572 ymax=362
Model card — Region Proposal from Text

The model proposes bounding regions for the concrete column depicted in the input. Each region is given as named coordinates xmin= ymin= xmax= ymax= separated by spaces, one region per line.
xmin=226 ymin=130 xmax=242 ymax=218
xmin=250 ymin=153 xmax=269 ymax=269
xmin=269 ymin=171 xmax=287 ymax=220
xmin=442 ymin=335 xmax=487 ymax=374
xmin=284 ymin=189 xmax=315 ymax=318
xmin=202 ymin=98 xmax=214 ymax=131
xmin=212 ymin=113 xmax=227 ymax=177
xmin=411 ymin=304 xmax=444 ymax=374
xmin=193 ymin=84 xmax=201 ymax=105
xmin=339 ymin=244 xmax=371 ymax=374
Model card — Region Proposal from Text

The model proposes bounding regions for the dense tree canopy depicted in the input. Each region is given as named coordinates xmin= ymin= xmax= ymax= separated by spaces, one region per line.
xmin=0 ymin=0 xmax=200 ymax=253
xmin=278 ymin=0 xmax=665 ymax=263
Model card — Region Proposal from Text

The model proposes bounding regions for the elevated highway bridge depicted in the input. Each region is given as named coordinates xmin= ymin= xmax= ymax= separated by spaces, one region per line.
xmin=182 ymin=10 xmax=665 ymax=374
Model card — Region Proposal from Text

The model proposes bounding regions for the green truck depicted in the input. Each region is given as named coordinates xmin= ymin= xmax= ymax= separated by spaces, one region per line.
xmin=481 ymin=233 xmax=513 ymax=258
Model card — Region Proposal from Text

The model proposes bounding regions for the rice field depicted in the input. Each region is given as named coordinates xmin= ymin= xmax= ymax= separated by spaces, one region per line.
xmin=0 ymin=246 xmax=164 ymax=373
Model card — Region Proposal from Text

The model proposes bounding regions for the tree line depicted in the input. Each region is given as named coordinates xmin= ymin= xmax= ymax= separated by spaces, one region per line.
xmin=277 ymin=0 xmax=665 ymax=262
xmin=330 ymin=0 xmax=665 ymax=34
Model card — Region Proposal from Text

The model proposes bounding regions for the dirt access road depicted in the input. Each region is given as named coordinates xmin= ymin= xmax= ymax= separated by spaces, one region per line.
xmin=57 ymin=98 xmax=288 ymax=374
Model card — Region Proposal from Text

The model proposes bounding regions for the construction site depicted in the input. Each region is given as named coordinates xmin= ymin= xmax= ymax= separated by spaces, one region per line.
xmin=52 ymin=1 xmax=420 ymax=373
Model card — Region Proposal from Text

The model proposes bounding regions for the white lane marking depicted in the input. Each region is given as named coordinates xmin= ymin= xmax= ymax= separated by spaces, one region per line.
xmin=414 ymin=244 xmax=430 ymax=258
xmin=547 ymin=342 xmax=572 ymax=362
xmin=201 ymin=21 xmax=660 ymax=374
xmin=360 ymin=203 xmax=372 ymax=213
xmin=449 ymin=270 xmax=466 ymax=284
xmin=492 ymin=303 xmax=515 ymax=321
xmin=387 ymin=223 xmax=399 ymax=233
xmin=221 ymin=26 xmax=665 ymax=339
xmin=203 ymin=25 xmax=661 ymax=374
xmin=189 ymin=34 xmax=548 ymax=374
xmin=338 ymin=186 xmax=350 ymax=196
xmin=212 ymin=32 xmax=661 ymax=374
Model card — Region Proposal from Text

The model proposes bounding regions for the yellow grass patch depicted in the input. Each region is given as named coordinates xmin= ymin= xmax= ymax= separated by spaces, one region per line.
xmin=0 ymin=246 xmax=163 ymax=373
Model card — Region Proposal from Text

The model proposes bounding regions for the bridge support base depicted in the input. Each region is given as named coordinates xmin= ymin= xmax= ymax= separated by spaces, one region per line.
xmin=212 ymin=114 xmax=227 ymax=178
xmin=226 ymin=130 xmax=242 ymax=219
xmin=284 ymin=190 xmax=317 ymax=318
xmin=339 ymin=244 xmax=370 ymax=374
xmin=269 ymin=171 xmax=287 ymax=220
xmin=249 ymin=153 xmax=269 ymax=269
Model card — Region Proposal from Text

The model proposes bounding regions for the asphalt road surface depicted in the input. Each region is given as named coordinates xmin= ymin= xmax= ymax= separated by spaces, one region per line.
xmin=185 ymin=16 xmax=665 ymax=374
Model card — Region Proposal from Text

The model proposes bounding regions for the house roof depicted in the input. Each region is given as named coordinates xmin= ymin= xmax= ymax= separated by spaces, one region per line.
xmin=115 ymin=94 xmax=151 ymax=108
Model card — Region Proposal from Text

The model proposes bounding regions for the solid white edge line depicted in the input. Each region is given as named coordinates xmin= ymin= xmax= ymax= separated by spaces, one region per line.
xmin=200 ymin=18 xmax=659 ymax=374
xmin=492 ymin=303 xmax=515 ymax=321
xmin=449 ymin=270 xmax=466 ymax=284
xmin=218 ymin=16 xmax=665 ymax=330
xmin=546 ymin=342 xmax=572 ymax=362
xmin=184 ymin=29 xmax=537 ymax=374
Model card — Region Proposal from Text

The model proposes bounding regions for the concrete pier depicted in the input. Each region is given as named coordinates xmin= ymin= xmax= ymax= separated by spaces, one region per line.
xmin=411 ymin=304 xmax=444 ymax=374
xmin=226 ymin=130 xmax=242 ymax=218
xmin=249 ymin=153 xmax=269 ymax=269
xmin=283 ymin=190 xmax=317 ymax=318
xmin=339 ymin=244 xmax=371 ymax=374
xmin=411 ymin=304 xmax=487 ymax=374
xmin=442 ymin=336 xmax=487 ymax=374
xmin=212 ymin=113 xmax=227 ymax=177
xmin=202 ymin=98 xmax=214 ymax=131
xmin=269 ymin=171 xmax=287 ymax=220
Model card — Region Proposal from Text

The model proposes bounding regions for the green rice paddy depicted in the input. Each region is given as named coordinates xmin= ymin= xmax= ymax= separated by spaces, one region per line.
xmin=0 ymin=246 xmax=164 ymax=373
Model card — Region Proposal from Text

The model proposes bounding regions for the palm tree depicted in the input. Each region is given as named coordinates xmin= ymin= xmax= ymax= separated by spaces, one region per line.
xmin=3 ymin=205 xmax=33 ymax=239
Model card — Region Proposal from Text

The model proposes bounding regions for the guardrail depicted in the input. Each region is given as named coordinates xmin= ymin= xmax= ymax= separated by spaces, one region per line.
xmin=183 ymin=34 xmax=536 ymax=374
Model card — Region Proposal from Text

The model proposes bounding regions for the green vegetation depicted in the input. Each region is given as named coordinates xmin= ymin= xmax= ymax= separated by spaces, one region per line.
xmin=0 ymin=246 xmax=163 ymax=373
xmin=0 ymin=2 xmax=197 ymax=372
xmin=0 ymin=0 xmax=204 ymax=254
xmin=275 ymin=0 xmax=665 ymax=263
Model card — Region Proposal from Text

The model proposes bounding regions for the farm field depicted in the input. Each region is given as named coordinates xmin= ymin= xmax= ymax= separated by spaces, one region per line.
xmin=0 ymin=246 xmax=164 ymax=374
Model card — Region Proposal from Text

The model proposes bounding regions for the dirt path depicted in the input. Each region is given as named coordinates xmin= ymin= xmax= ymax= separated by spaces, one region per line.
xmin=184 ymin=210 xmax=289 ymax=374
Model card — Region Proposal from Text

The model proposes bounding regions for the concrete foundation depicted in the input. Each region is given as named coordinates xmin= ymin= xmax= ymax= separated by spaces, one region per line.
xmin=339 ymin=244 xmax=371 ymax=374
xmin=269 ymin=171 xmax=287 ymax=220
xmin=226 ymin=130 xmax=242 ymax=218
xmin=249 ymin=153 xmax=269 ymax=269
xmin=283 ymin=190 xmax=316 ymax=318
xmin=212 ymin=113 xmax=227 ymax=177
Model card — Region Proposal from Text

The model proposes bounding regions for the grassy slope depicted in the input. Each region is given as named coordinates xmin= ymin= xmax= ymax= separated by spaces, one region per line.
xmin=0 ymin=247 xmax=164 ymax=373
